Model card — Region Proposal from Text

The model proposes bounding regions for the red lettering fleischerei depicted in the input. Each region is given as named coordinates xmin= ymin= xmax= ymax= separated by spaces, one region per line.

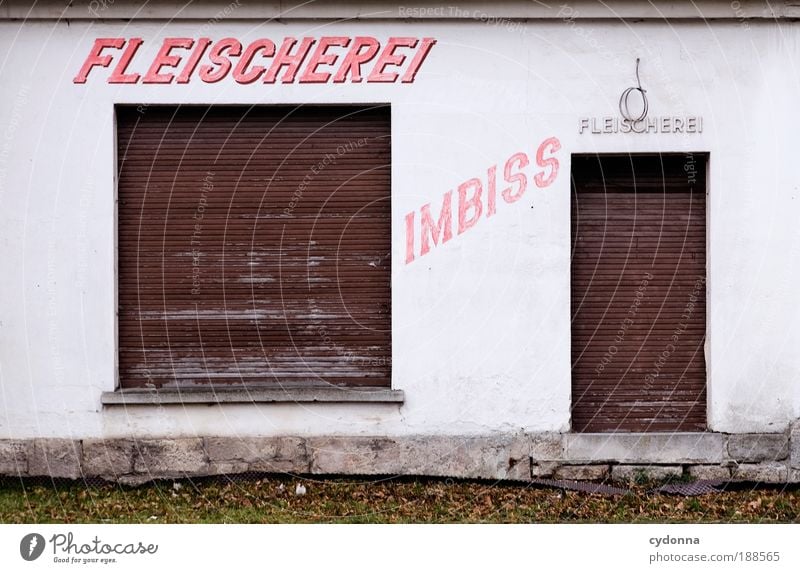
xmin=73 ymin=36 xmax=436 ymax=84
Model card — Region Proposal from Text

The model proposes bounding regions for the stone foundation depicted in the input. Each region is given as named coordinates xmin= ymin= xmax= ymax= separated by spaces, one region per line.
xmin=2 ymin=428 xmax=800 ymax=484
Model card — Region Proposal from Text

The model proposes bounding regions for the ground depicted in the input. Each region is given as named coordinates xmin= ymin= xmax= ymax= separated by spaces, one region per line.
xmin=0 ymin=477 xmax=799 ymax=523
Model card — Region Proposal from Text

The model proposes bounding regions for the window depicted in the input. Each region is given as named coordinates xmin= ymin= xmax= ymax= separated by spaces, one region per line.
xmin=570 ymin=153 xmax=707 ymax=432
xmin=116 ymin=105 xmax=391 ymax=390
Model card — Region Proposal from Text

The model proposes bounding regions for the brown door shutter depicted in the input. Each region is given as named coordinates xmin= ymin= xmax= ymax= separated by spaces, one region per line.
xmin=117 ymin=105 xmax=391 ymax=388
xmin=571 ymin=154 xmax=707 ymax=432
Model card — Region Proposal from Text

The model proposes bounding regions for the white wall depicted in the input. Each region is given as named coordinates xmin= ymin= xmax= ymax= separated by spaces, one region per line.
xmin=0 ymin=17 xmax=799 ymax=439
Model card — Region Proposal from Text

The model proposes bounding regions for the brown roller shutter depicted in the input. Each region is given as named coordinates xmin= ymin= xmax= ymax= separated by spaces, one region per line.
xmin=116 ymin=105 xmax=391 ymax=388
xmin=571 ymin=154 xmax=707 ymax=432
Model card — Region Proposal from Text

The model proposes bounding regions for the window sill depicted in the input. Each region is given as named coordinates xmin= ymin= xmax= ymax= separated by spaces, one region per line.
xmin=101 ymin=386 xmax=404 ymax=406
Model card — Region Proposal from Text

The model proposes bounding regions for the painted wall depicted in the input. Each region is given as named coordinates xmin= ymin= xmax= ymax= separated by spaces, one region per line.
xmin=0 ymin=15 xmax=799 ymax=440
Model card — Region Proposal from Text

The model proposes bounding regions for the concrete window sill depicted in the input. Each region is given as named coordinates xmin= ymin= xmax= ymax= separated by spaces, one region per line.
xmin=101 ymin=386 xmax=404 ymax=406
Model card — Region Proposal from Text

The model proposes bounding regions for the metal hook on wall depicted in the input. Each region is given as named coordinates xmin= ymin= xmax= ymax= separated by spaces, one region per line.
xmin=619 ymin=58 xmax=649 ymax=123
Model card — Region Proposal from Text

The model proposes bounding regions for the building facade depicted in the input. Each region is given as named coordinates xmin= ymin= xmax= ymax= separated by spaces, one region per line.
xmin=1 ymin=0 xmax=799 ymax=483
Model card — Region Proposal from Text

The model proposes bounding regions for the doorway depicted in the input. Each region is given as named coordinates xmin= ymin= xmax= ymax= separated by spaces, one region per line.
xmin=570 ymin=153 xmax=707 ymax=432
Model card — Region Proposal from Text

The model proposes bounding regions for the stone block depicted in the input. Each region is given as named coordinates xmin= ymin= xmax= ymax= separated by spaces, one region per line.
xmin=687 ymin=465 xmax=731 ymax=481
xmin=207 ymin=461 xmax=250 ymax=475
xmin=133 ymin=438 xmax=208 ymax=476
xmin=0 ymin=441 xmax=27 ymax=474
xmin=728 ymin=434 xmax=788 ymax=462
xmin=307 ymin=436 xmax=399 ymax=475
xmin=28 ymin=439 xmax=82 ymax=479
xmin=529 ymin=433 xmax=563 ymax=460
xmin=790 ymin=424 xmax=800 ymax=469
xmin=730 ymin=462 xmax=788 ymax=484
xmin=308 ymin=435 xmax=532 ymax=481
xmin=82 ymin=439 xmax=135 ymax=477
xmin=554 ymin=464 xmax=610 ymax=481
xmin=204 ymin=437 xmax=309 ymax=473
xmin=531 ymin=461 xmax=560 ymax=478
xmin=564 ymin=433 xmax=724 ymax=464
xmin=611 ymin=465 xmax=682 ymax=483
